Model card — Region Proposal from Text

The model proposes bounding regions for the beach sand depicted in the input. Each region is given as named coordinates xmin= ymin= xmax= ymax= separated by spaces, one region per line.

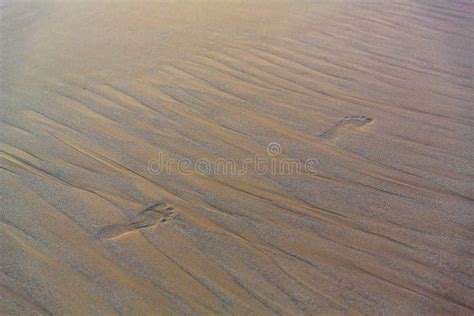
xmin=1 ymin=0 xmax=473 ymax=314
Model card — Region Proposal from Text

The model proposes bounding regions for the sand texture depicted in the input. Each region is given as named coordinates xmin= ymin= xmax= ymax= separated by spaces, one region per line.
xmin=1 ymin=0 xmax=473 ymax=314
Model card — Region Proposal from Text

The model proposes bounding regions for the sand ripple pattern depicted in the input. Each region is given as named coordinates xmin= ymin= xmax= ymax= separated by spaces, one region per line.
xmin=1 ymin=0 xmax=473 ymax=314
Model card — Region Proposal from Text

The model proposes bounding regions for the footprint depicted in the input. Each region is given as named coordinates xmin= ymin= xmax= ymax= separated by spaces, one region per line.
xmin=320 ymin=115 xmax=373 ymax=140
xmin=97 ymin=202 xmax=175 ymax=239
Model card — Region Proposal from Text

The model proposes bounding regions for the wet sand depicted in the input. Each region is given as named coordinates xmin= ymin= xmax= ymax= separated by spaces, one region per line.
xmin=1 ymin=0 xmax=473 ymax=314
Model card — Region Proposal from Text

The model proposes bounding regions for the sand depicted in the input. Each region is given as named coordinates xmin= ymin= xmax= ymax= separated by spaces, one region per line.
xmin=1 ymin=0 xmax=473 ymax=314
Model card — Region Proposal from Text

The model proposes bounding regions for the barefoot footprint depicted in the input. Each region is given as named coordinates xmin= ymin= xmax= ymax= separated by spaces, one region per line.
xmin=320 ymin=115 xmax=373 ymax=140
xmin=97 ymin=202 xmax=175 ymax=239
